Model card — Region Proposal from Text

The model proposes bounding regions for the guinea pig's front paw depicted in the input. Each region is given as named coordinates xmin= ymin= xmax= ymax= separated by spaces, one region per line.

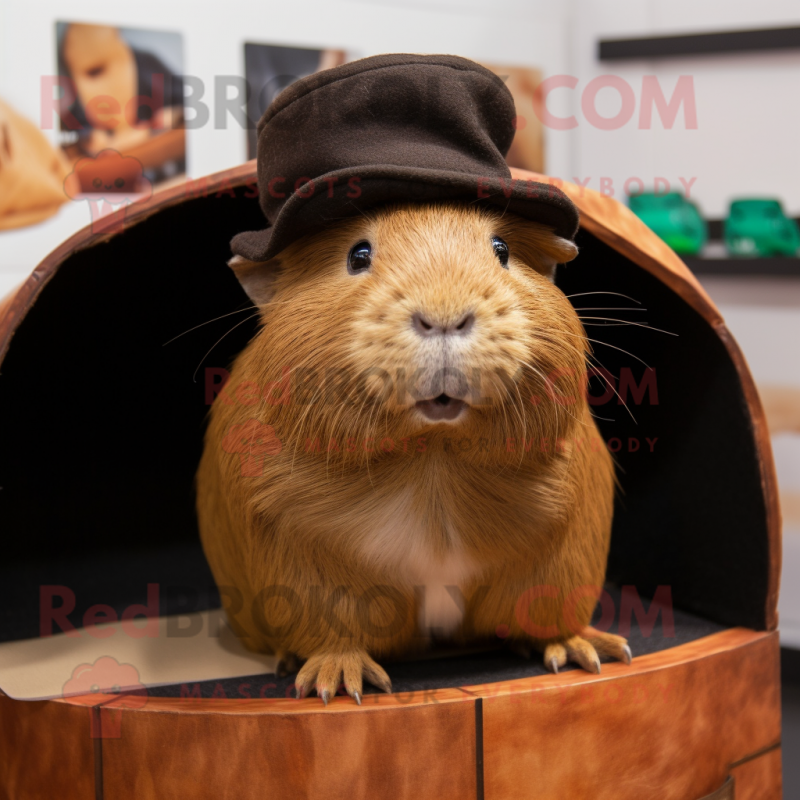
xmin=543 ymin=627 xmax=632 ymax=675
xmin=294 ymin=649 xmax=392 ymax=705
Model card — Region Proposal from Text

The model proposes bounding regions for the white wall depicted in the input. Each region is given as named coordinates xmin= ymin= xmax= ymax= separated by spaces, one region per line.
xmin=4 ymin=0 xmax=800 ymax=279
xmin=0 ymin=0 xmax=577 ymax=283
xmin=569 ymin=0 xmax=800 ymax=219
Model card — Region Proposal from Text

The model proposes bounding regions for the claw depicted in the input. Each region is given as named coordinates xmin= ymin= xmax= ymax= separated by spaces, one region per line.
xmin=542 ymin=631 xmax=629 ymax=676
xmin=295 ymin=684 xmax=305 ymax=700
xmin=295 ymin=651 xmax=391 ymax=703
xmin=584 ymin=628 xmax=632 ymax=667
xmin=569 ymin=647 xmax=601 ymax=675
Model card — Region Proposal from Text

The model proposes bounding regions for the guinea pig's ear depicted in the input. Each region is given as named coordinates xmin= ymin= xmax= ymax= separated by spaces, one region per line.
xmin=228 ymin=254 xmax=282 ymax=305
xmin=502 ymin=222 xmax=579 ymax=282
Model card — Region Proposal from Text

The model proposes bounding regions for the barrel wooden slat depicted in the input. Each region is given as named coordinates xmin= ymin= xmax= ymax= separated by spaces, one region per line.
xmin=0 ymin=692 xmax=99 ymax=799
xmin=99 ymin=689 xmax=476 ymax=799
xmin=730 ymin=746 xmax=783 ymax=800
xmin=477 ymin=629 xmax=780 ymax=800
xmin=0 ymin=630 xmax=772 ymax=798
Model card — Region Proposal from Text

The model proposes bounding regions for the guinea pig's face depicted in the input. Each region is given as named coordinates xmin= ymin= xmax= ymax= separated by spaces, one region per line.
xmin=232 ymin=203 xmax=585 ymax=458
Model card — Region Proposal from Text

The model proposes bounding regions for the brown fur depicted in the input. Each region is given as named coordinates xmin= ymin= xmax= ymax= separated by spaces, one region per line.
xmin=197 ymin=203 xmax=626 ymax=700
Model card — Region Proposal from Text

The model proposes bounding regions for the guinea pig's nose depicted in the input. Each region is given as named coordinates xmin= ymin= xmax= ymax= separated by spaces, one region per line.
xmin=411 ymin=311 xmax=475 ymax=337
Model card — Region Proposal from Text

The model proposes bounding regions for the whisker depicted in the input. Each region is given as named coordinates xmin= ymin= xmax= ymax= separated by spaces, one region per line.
xmin=163 ymin=305 xmax=256 ymax=346
xmin=573 ymin=307 xmax=648 ymax=312
xmin=586 ymin=352 xmax=638 ymax=424
xmin=191 ymin=312 xmax=261 ymax=382
xmin=524 ymin=361 xmax=580 ymax=430
xmin=564 ymin=291 xmax=642 ymax=304
xmin=585 ymin=337 xmax=651 ymax=369
xmin=581 ymin=322 xmax=647 ymax=327
xmin=488 ymin=374 xmax=521 ymax=477
xmin=542 ymin=328 xmax=652 ymax=369
xmin=577 ymin=317 xmax=677 ymax=336
xmin=288 ymin=383 xmax=328 ymax=474
xmin=507 ymin=378 xmax=528 ymax=471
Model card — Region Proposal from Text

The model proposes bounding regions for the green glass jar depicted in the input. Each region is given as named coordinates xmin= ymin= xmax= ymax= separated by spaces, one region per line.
xmin=724 ymin=199 xmax=800 ymax=257
xmin=629 ymin=192 xmax=708 ymax=255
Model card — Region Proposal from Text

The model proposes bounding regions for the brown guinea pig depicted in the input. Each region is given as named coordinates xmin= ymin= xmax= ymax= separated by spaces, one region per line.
xmin=196 ymin=202 xmax=630 ymax=704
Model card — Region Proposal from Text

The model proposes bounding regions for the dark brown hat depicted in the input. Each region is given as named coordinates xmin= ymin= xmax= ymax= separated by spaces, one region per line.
xmin=231 ymin=53 xmax=579 ymax=261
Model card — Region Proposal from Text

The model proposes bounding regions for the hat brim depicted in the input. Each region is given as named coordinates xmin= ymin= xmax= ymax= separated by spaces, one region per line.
xmin=230 ymin=165 xmax=579 ymax=262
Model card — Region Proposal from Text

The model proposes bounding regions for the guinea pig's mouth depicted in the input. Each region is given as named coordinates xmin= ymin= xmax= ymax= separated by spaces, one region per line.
xmin=414 ymin=394 xmax=467 ymax=422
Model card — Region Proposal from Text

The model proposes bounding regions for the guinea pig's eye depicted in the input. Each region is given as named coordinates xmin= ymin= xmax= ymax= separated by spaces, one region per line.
xmin=347 ymin=241 xmax=373 ymax=274
xmin=491 ymin=236 xmax=509 ymax=268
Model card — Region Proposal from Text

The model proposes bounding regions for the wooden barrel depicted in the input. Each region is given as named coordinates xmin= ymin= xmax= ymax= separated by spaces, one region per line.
xmin=0 ymin=164 xmax=782 ymax=799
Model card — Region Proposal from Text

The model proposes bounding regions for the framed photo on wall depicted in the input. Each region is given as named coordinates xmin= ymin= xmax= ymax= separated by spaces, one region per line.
xmin=244 ymin=43 xmax=347 ymax=160
xmin=55 ymin=22 xmax=186 ymax=190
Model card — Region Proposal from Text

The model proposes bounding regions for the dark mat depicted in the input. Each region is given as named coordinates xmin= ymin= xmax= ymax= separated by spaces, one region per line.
xmin=145 ymin=588 xmax=723 ymax=698
xmin=0 ymin=539 xmax=722 ymax=697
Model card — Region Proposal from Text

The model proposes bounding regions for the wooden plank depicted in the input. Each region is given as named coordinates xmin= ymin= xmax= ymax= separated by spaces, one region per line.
xmin=478 ymin=630 xmax=780 ymax=800
xmin=11 ymin=632 xmax=782 ymax=796
xmin=730 ymin=746 xmax=782 ymax=800
xmin=99 ymin=692 xmax=477 ymax=799
xmin=0 ymin=692 xmax=98 ymax=799
xmin=75 ymin=685 xmax=471 ymax=715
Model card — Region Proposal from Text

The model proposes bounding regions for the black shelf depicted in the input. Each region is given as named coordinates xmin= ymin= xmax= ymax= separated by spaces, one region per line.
xmin=599 ymin=25 xmax=800 ymax=61
xmin=683 ymin=256 xmax=800 ymax=277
